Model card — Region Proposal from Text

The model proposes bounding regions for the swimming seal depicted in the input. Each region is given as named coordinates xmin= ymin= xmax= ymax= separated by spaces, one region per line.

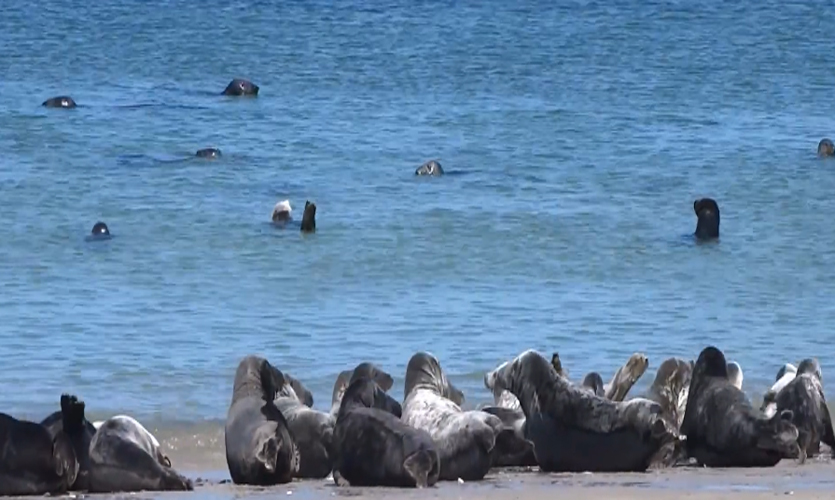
xmin=773 ymin=358 xmax=835 ymax=463
xmin=225 ymin=355 xmax=299 ymax=485
xmin=42 ymin=96 xmax=77 ymax=108
xmin=88 ymin=415 xmax=192 ymax=492
xmin=818 ymin=138 xmax=834 ymax=158
xmin=0 ymin=399 xmax=78 ymax=496
xmin=271 ymin=200 xmax=292 ymax=224
xmin=693 ymin=198 xmax=720 ymax=240
xmin=762 ymin=363 xmax=798 ymax=418
xmin=415 ymin=160 xmax=443 ymax=176
xmin=300 ymin=201 xmax=316 ymax=233
xmin=196 ymin=148 xmax=221 ymax=159
xmin=222 ymin=79 xmax=259 ymax=96
xmin=680 ymin=346 xmax=799 ymax=467
xmin=402 ymin=352 xmax=509 ymax=481
xmin=90 ymin=221 xmax=110 ymax=238
xmin=726 ymin=361 xmax=743 ymax=390
xmin=332 ymin=377 xmax=439 ymax=488
xmin=490 ymin=349 xmax=675 ymax=472
xmin=40 ymin=394 xmax=97 ymax=491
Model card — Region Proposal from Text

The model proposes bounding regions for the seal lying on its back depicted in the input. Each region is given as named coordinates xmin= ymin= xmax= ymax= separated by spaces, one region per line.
xmin=774 ymin=358 xmax=835 ymax=462
xmin=333 ymin=377 xmax=440 ymax=488
xmin=222 ymin=78 xmax=259 ymax=96
xmin=88 ymin=415 xmax=191 ymax=492
xmin=402 ymin=352 xmax=509 ymax=481
xmin=818 ymin=138 xmax=834 ymax=158
xmin=490 ymin=349 xmax=675 ymax=472
xmin=415 ymin=160 xmax=443 ymax=176
xmin=42 ymin=96 xmax=77 ymax=108
xmin=40 ymin=394 xmax=97 ymax=491
xmin=225 ymin=355 xmax=298 ymax=485
xmin=762 ymin=363 xmax=798 ymax=418
xmin=693 ymin=198 xmax=720 ymax=240
xmin=330 ymin=362 xmax=395 ymax=416
xmin=680 ymin=346 xmax=799 ymax=467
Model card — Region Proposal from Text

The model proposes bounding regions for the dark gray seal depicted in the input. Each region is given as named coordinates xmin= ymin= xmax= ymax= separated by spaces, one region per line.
xmin=90 ymin=221 xmax=111 ymax=239
xmin=0 ymin=405 xmax=78 ymax=496
xmin=40 ymin=394 xmax=97 ymax=491
xmin=818 ymin=138 xmax=834 ymax=158
xmin=331 ymin=362 xmax=395 ymax=416
xmin=333 ymin=377 xmax=439 ymax=488
xmin=222 ymin=79 xmax=259 ymax=96
xmin=225 ymin=355 xmax=299 ymax=485
xmin=196 ymin=148 xmax=221 ymax=159
xmin=415 ymin=160 xmax=443 ymax=176
xmin=489 ymin=349 xmax=675 ymax=472
xmin=774 ymin=358 xmax=835 ymax=462
xmin=88 ymin=415 xmax=192 ymax=492
xmin=680 ymin=346 xmax=799 ymax=467
xmin=285 ymin=373 xmax=314 ymax=407
xmin=479 ymin=405 xmax=537 ymax=467
xmin=581 ymin=372 xmax=606 ymax=397
xmin=300 ymin=201 xmax=316 ymax=233
xmin=402 ymin=352 xmax=508 ymax=481
xmin=693 ymin=198 xmax=720 ymax=240
xmin=42 ymin=96 xmax=77 ymax=108
xmin=761 ymin=363 xmax=798 ymax=418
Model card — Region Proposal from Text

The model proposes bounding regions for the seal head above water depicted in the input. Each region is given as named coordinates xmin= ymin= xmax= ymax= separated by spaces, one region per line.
xmin=818 ymin=138 xmax=834 ymax=158
xmin=196 ymin=148 xmax=221 ymax=159
xmin=42 ymin=96 xmax=77 ymax=108
xmin=693 ymin=198 xmax=720 ymax=240
xmin=222 ymin=79 xmax=259 ymax=96
xmin=300 ymin=201 xmax=316 ymax=233
xmin=415 ymin=160 xmax=443 ymax=177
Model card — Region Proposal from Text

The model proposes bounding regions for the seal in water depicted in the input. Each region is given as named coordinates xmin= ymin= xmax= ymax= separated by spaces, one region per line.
xmin=490 ymin=349 xmax=675 ymax=472
xmin=40 ymin=394 xmax=98 ymax=491
xmin=88 ymin=415 xmax=192 ymax=492
xmin=415 ymin=160 xmax=443 ymax=176
xmin=196 ymin=148 xmax=221 ymax=159
xmin=301 ymin=201 xmax=316 ymax=233
xmin=90 ymin=222 xmax=110 ymax=239
xmin=761 ymin=363 xmax=798 ymax=418
xmin=225 ymin=355 xmax=298 ymax=485
xmin=0 ymin=400 xmax=78 ymax=496
xmin=818 ymin=138 xmax=834 ymax=158
xmin=42 ymin=96 xmax=77 ymax=108
xmin=272 ymin=200 xmax=292 ymax=225
xmin=693 ymin=198 xmax=720 ymax=240
xmin=333 ymin=377 xmax=439 ymax=488
xmin=726 ymin=361 xmax=743 ymax=390
xmin=773 ymin=358 xmax=835 ymax=462
xmin=222 ymin=78 xmax=259 ymax=96
xmin=402 ymin=352 xmax=511 ymax=481
xmin=680 ymin=346 xmax=799 ymax=467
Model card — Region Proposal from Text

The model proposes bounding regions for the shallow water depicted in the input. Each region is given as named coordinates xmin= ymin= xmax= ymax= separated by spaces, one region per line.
xmin=1 ymin=0 xmax=835 ymax=431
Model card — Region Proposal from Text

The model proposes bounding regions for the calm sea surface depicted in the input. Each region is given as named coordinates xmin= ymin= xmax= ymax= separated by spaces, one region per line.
xmin=1 ymin=0 xmax=834 ymax=426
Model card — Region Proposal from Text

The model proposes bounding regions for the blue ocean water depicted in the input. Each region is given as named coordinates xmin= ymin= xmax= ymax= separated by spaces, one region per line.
xmin=1 ymin=0 xmax=834 ymax=426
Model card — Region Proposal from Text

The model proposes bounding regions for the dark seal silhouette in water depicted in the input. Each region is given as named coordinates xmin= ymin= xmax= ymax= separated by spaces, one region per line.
xmin=301 ymin=201 xmax=316 ymax=233
xmin=330 ymin=362 xmax=395 ymax=416
xmin=680 ymin=346 xmax=800 ymax=468
xmin=42 ymin=96 xmax=77 ymax=108
xmin=489 ymin=349 xmax=675 ymax=472
xmin=196 ymin=148 xmax=222 ymax=159
xmin=693 ymin=198 xmax=720 ymax=240
xmin=0 ymin=398 xmax=79 ymax=496
xmin=774 ymin=358 xmax=835 ymax=462
xmin=90 ymin=221 xmax=111 ymax=238
xmin=222 ymin=79 xmax=259 ymax=96
xmin=818 ymin=138 xmax=834 ymax=158
xmin=40 ymin=394 xmax=98 ymax=491
xmin=415 ymin=160 xmax=443 ymax=176
xmin=332 ymin=377 xmax=440 ymax=488
xmin=225 ymin=355 xmax=299 ymax=485
xmin=88 ymin=415 xmax=192 ymax=492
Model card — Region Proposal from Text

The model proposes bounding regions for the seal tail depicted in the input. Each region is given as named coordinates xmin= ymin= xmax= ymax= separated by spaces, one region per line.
xmin=60 ymin=394 xmax=86 ymax=435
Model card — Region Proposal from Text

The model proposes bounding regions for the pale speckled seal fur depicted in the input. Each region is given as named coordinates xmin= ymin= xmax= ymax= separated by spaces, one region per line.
xmin=604 ymin=353 xmax=649 ymax=401
xmin=762 ymin=363 xmax=798 ymax=418
xmin=726 ymin=361 xmax=743 ymax=390
xmin=641 ymin=358 xmax=694 ymax=468
xmin=415 ymin=159 xmax=443 ymax=176
xmin=774 ymin=358 xmax=835 ymax=463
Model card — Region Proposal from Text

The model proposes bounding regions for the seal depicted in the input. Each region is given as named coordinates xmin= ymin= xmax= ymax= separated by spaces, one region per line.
xmin=88 ymin=415 xmax=191 ymax=492
xmin=818 ymin=138 xmax=834 ymax=158
xmin=332 ymin=377 xmax=440 ymax=488
xmin=0 ymin=400 xmax=78 ymax=496
xmin=225 ymin=355 xmax=298 ymax=485
xmin=402 ymin=352 xmax=509 ymax=481
xmin=285 ymin=373 xmax=314 ymax=407
xmin=42 ymin=96 xmax=77 ymax=108
xmin=300 ymin=201 xmax=316 ymax=233
xmin=271 ymin=200 xmax=292 ymax=224
xmin=604 ymin=353 xmax=650 ymax=401
xmin=415 ymin=160 xmax=443 ymax=176
xmin=479 ymin=405 xmax=538 ymax=467
xmin=761 ymin=363 xmax=798 ymax=418
xmin=773 ymin=358 xmax=835 ymax=462
xmin=726 ymin=361 xmax=743 ymax=389
xmin=222 ymin=79 xmax=259 ymax=96
xmin=331 ymin=362 xmax=395 ymax=416
xmin=90 ymin=221 xmax=111 ymax=239
xmin=693 ymin=198 xmax=720 ymax=240
xmin=680 ymin=346 xmax=800 ymax=467
xmin=196 ymin=148 xmax=221 ymax=159
xmin=40 ymin=394 xmax=98 ymax=491
xmin=581 ymin=372 xmax=606 ymax=397
xmin=641 ymin=358 xmax=694 ymax=468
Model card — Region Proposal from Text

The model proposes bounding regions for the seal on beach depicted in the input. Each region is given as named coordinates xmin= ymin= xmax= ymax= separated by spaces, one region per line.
xmin=196 ymin=148 xmax=221 ymax=159
xmin=271 ymin=200 xmax=292 ymax=225
xmin=330 ymin=362 xmax=396 ymax=415
xmin=222 ymin=78 xmax=259 ymax=96
xmin=415 ymin=160 xmax=444 ymax=177
xmin=604 ymin=353 xmax=650 ymax=401
xmin=285 ymin=373 xmax=314 ymax=407
xmin=40 ymin=394 xmax=97 ymax=491
xmin=761 ymin=363 xmax=798 ymax=418
xmin=0 ymin=402 xmax=78 ymax=496
xmin=693 ymin=198 xmax=720 ymax=240
xmin=402 ymin=352 xmax=510 ymax=481
xmin=42 ymin=96 xmax=77 ymax=108
xmin=333 ymin=377 xmax=439 ymax=488
xmin=818 ymin=138 xmax=835 ymax=158
xmin=773 ymin=358 xmax=835 ymax=462
xmin=680 ymin=346 xmax=800 ymax=468
xmin=581 ymin=372 xmax=606 ymax=397
xmin=726 ymin=361 xmax=743 ymax=390
xmin=479 ymin=405 xmax=538 ymax=467
xmin=225 ymin=355 xmax=298 ymax=485
xmin=644 ymin=358 xmax=693 ymax=432
xmin=300 ymin=200 xmax=316 ymax=233
xmin=88 ymin=415 xmax=192 ymax=492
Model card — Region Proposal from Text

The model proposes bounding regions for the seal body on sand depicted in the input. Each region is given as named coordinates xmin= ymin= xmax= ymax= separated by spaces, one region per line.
xmin=271 ymin=200 xmax=292 ymax=225
xmin=88 ymin=415 xmax=192 ymax=492
xmin=415 ymin=160 xmax=443 ymax=176
xmin=225 ymin=355 xmax=298 ymax=485
xmin=40 ymin=394 xmax=97 ymax=491
xmin=774 ymin=358 xmax=835 ymax=462
xmin=333 ymin=377 xmax=438 ymax=488
xmin=762 ymin=363 xmax=798 ymax=418
xmin=196 ymin=148 xmax=221 ymax=159
xmin=642 ymin=358 xmax=694 ymax=468
xmin=680 ymin=346 xmax=799 ymax=468
xmin=479 ymin=406 xmax=538 ymax=467
xmin=818 ymin=138 xmax=835 ymax=158
xmin=491 ymin=349 xmax=675 ymax=472
xmin=693 ymin=198 xmax=720 ymax=240
xmin=726 ymin=361 xmax=743 ymax=389
xmin=300 ymin=201 xmax=316 ymax=233
xmin=42 ymin=96 xmax=77 ymax=108
xmin=222 ymin=79 xmax=259 ymax=96
xmin=402 ymin=352 xmax=509 ymax=481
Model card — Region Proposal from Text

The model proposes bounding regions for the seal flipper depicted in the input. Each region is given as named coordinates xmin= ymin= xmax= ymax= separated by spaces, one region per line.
xmin=403 ymin=449 xmax=437 ymax=488
xmin=256 ymin=436 xmax=280 ymax=472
